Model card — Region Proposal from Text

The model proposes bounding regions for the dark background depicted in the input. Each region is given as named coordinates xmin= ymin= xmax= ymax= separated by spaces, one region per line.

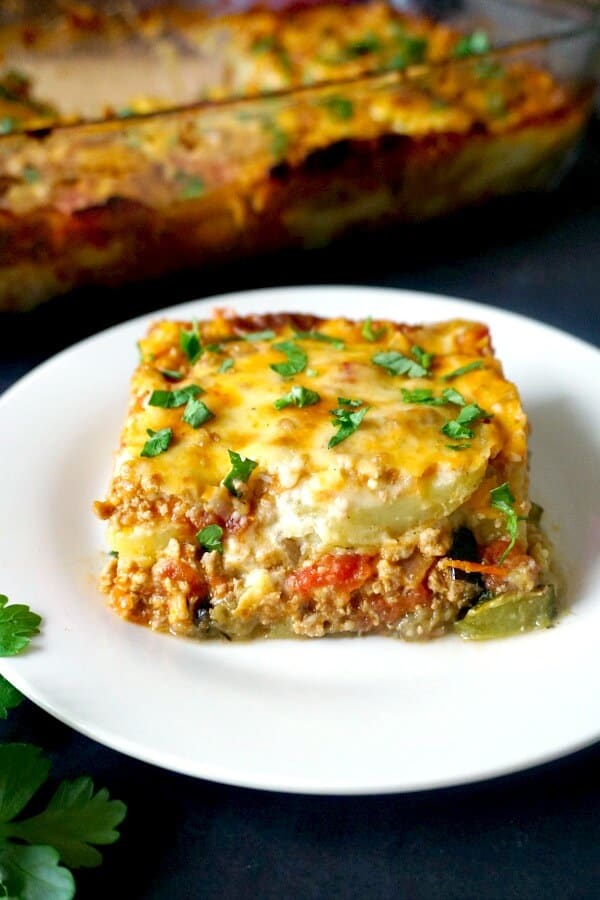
xmin=0 ymin=117 xmax=598 ymax=899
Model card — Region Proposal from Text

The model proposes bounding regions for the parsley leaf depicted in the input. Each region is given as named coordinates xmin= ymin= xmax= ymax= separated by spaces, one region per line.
xmin=442 ymin=360 xmax=484 ymax=381
xmin=328 ymin=404 xmax=369 ymax=448
xmin=442 ymin=387 xmax=466 ymax=406
xmin=179 ymin=321 xmax=202 ymax=364
xmin=148 ymin=384 xmax=203 ymax=409
xmin=218 ymin=358 xmax=234 ymax=374
xmin=270 ymin=341 xmax=307 ymax=378
xmin=274 ymin=385 xmax=321 ymax=409
xmin=411 ymin=345 xmax=433 ymax=372
xmin=441 ymin=403 xmax=490 ymax=441
xmin=157 ymin=368 xmax=184 ymax=382
xmin=321 ymin=95 xmax=354 ymax=120
xmin=401 ymin=387 xmax=443 ymax=405
xmin=0 ymin=676 xmax=23 ymax=719
xmin=5 ymin=775 xmax=127 ymax=869
xmin=337 ymin=397 xmax=363 ymax=407
xmin=140 ymin=427 xmax=172 ymax=457
xmin=0 ymin=843 xmax=75 ymax=899
xmin=361 ymin=317 xmax=386 ymax=342
xmin=292 ymin=330 xmax=345 ymax=350
xmin=175 ymin=172 xmax=205 ymax=200
xmin=196 ymin=524 xmax=224 ymax=553
xmin=343 ymin=33 xmax=381 ymax=59
xmin=401 ymin=387 xmax=466 ymax=406
xmin=490 ymin=482 xmax=521 ymax=561
xmin=0 ymin=595 xmax=41 ymax=657
xmin=182 ymin=397 xmax=214 ymax=429
xmin=372 ymin=350 xmax=428 ymax=378
xmin=243 ymin=330 xmax=275 ymax=342
xmin=222 ymin=451 xmax=258 ymax=497
xmin=0 ymin=744 xmax=50 ymax=824
xmin=453 ymin=30 xmax=491 ymax=58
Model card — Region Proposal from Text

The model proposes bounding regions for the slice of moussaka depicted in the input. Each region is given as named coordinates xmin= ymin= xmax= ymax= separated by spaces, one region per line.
xmin=95 ymin=310 xmax=559 ymax=641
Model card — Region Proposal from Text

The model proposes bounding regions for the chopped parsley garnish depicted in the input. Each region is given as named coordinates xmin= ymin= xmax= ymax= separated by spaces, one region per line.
xmin=372 ymin=350 xmax=428 ymax=378
xmin=175 ymin=172 xmax=205 ymax=200
xmin=270 ymin=341 xmax=307 ymax=378
xmin=196 ymin=524 xmax=224 ymax=553
xmin=321 ymin=95 xmax=354 ymax=121
xmin=157 ymin=368 xmax=184 ymax=381
xmin=148 ymin=384 xmax=203 ymax=409
xmin=0 ymin=117 xmax=16 ymax=135
xmin=401 ymin=387 xmax=465 ymax=406
xmin=140 ymin=427 xmax=173 ymax=457
xmin=490 ymin=482 xmax=521 ymax=561
xmin=180 ymin=321 xmax=202 ymax=364
xmin=453 ymin=30 xmax=490 ymax=58
xmin=293 ymin=329 xmax=345 ymax=350
xmin=182 ymin=397 xmax=214 ymax=429
xmin=442 ymin=360 xmax=484 ymax=381
xmin=269 ymin=124 xmax=288 ymax=160
xmin=337 ymin=397 xmax=363 ymax=407
xmin=328 ymin=403 xmax=369 ymax=448
xmin=440 ymin=403 xmax=490 ymax=441
xmin=0 ymin=595 xmax=41 ymax=657
xmin=446 ymin=444 xmax=471 ymax=451
xmin=22 ymin=165 xmax=40 ymax=184
xmin=361 ymin=317 xmax=386 ymax=342
xmin=243 ymin=330 xmax=276 ymax=342
xmin=274 ymin=385 xmax=321 ymax=409
xmin=384 ymin=35 xmax=427 ymax=71
xmin=218 ymin=358 xmax=234 ymax=374
xmin=222 ymin=450 xmax=258 ymax=497
xmin=410 ymin=345 xmax=433 ymax=372
xmin=344 ymin=33 xmax=381 ymax=58
xmin=486 ymin=92 xmax=507 ymax=118
xmin=251 ymin=34 xmax=277 ymax=53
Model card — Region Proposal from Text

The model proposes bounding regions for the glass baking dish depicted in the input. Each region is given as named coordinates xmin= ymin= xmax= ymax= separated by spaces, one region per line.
xmin=0 ymin=0 xmax=598 ymax=311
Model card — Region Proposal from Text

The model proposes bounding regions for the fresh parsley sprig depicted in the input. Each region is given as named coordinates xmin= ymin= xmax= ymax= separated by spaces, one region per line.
xmin=0 ymin=598 xmax=126 ymax=900
xmin=0 ymin=676 xmax=23 ymax=719
xmin=0 ymin=596 xmax=41 ymax=657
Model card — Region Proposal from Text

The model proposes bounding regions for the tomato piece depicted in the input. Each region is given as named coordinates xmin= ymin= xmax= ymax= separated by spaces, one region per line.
xmin=288 ymin=553 xmax=374 ymax=597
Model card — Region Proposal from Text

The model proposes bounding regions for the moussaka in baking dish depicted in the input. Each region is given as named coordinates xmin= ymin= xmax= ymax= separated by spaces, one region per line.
xmin=0 ymin=1 xmax=595 ymax=310
xmin=95 ymin=310 xmax=558 ymax=641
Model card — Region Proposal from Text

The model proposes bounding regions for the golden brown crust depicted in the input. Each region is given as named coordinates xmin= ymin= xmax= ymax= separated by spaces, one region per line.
xmin=95 ymin=311 xmax=556 ymax=641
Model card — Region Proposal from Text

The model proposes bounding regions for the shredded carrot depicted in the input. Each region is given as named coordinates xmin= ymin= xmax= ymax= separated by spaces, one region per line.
xmin=439 ymin=558 xmax=507 ymax=577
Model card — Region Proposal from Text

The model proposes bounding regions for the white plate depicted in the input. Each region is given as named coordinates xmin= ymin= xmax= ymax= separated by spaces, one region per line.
xmin=1 ymin=286 xmax=599 ymax=795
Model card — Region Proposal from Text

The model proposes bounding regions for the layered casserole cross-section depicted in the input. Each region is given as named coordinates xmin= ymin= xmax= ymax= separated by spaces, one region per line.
xmin=95 ymin=310 xmax=558 ymax=641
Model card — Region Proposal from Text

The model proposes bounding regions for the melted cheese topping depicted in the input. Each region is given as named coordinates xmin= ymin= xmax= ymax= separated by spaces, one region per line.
xmin=105 ymin=314 xmax=527 ymax=556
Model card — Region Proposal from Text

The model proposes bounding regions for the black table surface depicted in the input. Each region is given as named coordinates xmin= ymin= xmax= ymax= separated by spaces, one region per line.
xmin=1 ymin=119 xmax=599 ymax=900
